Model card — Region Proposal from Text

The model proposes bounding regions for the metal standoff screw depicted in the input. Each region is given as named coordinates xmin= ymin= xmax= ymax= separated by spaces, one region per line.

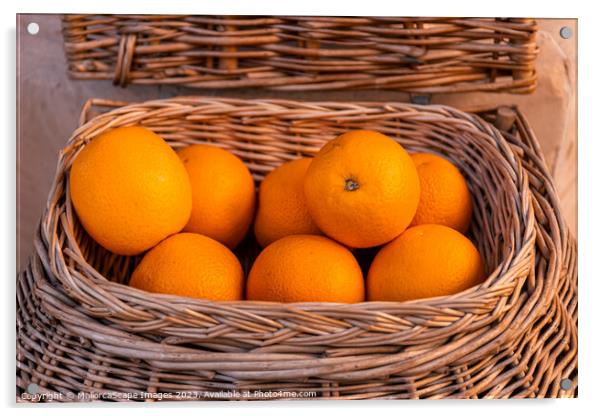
xmin=27 ymin=22 xmax=39 ymax=35
xmin=560 ymin=378 xmax=573 ymax=390
xmin=559 ymin=26 xmax=572 ymax=39
xmin=26 ymin=383 xmax=39 ymax=394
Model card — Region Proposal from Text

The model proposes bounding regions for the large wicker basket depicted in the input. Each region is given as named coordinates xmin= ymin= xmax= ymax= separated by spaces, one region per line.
xmin=62 ymin=16 xmax=538 ymax=93
xmin=16 ymin=97 xmax=576 ymax=401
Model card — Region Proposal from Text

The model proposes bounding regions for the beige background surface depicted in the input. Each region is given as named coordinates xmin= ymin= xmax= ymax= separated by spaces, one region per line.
xmin=16 ymin=15 xmax=577 ymax=270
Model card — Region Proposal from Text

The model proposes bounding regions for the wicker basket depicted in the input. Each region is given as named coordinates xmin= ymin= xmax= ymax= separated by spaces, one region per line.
xmin=62 ymin=16 xmax=538 ymax=93
xmin=16 ymin=97 xmax=576 ymax=401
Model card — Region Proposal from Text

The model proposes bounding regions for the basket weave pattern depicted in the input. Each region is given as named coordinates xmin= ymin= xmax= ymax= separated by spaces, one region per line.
xmin=62 ymin=16 xmax=538 ymax=93
xmin=16 ymin=98 xmax=576 ymax=400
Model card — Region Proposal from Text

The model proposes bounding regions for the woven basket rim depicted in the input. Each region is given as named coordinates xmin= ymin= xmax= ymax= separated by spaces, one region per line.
xmin=30 ymin=97 xmax=535 ymax=344
xmin=61 ymin=15 xmax=539 ymax=94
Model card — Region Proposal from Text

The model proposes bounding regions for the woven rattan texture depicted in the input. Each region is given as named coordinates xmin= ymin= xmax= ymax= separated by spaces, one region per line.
xmin=16 ymin=98 xmax=576 ymax=400
xmin=62 ymin=16 xmax=538 ymax=93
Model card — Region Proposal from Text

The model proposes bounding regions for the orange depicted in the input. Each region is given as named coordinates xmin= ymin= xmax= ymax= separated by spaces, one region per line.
xmin=246 ymin=235 xmax=364 ymax=303
xmin=129 ymin=233 xmax=243 ymax=300
xmin=304 ymin=130 xmax=420 ymax=248
xmin=410 ymin=153 xmax=473 ymax=233
xmin=178 ymin=144 xmax=255 ymax=249
xmin=254 ymin=158 xmax=321 ymax=247
xmin=367 ymin=224 xmax=485 ymax=302
xmin=69 ymin=125 xmax=192 ymax=256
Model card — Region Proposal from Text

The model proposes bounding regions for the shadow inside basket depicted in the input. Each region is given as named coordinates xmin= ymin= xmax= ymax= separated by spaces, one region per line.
xmin=61 ymin=101 xmax=533 ymax=316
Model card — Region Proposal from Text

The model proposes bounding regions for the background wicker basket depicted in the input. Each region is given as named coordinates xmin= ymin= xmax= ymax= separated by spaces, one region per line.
xmin=62 ymin=16 xmax=539 ymax=93
xmin=16 ymin=97 xmax=576 ymax=401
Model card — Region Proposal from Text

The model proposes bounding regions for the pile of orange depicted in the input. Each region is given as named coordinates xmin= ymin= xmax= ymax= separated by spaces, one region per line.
xmin=70 ymin=126 xmax=485 ymax=304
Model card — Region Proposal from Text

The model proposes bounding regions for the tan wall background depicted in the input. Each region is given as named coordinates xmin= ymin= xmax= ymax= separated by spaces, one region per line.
xmin=16 ymin=15 xmax=577 ymax=270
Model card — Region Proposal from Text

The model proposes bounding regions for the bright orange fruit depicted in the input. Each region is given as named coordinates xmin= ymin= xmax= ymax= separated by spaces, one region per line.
xmin=254 ymin=158 xmax=321 ymax=247
xmin=69 ymin=125 xmax=192 ymax=256
xmin=130 ymin=233 xmax=243 ymax=300
xmin=367 ymin=224 xmax=484 ymax=302
xmin=410 ymin=153 xmax=473 ymax=233
xmin=246 ymin=235 xmax=364 ymax=303
xmin=178 ymin=144 xmax=255 ymax=249
xmin=303 ymin=130 xmax=420 ymax=248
